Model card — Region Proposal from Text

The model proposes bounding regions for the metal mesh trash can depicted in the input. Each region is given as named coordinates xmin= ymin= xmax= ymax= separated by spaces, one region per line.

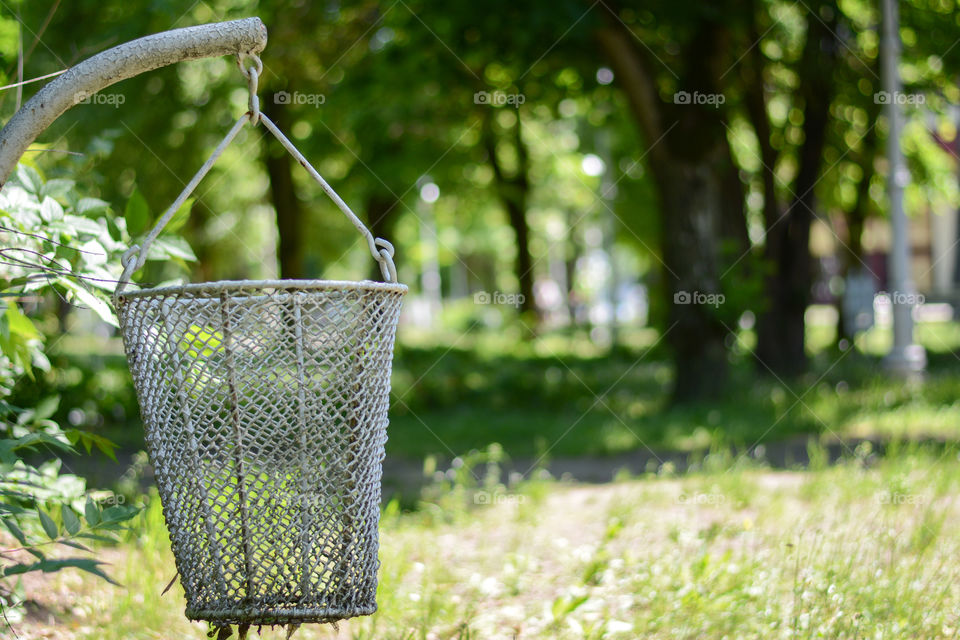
xmin=116 ymin=280 xmax=404 ymax=624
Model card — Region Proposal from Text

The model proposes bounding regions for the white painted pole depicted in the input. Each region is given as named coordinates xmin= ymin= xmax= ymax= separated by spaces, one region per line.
xmin=881 ymin=0 xmax=926 ymax=374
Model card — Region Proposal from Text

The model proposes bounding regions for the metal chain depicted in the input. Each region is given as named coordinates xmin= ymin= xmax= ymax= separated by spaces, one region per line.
xmin=236 ymin=53 xmax=262 ymax=125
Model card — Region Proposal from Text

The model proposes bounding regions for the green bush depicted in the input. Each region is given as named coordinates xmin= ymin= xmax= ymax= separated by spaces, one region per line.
xmin=0 ymin=163 xmax=188 ymax=622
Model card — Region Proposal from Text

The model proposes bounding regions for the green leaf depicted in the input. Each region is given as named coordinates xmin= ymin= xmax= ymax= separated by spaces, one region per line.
xmin=106 ymin=216 xmax=122 ymax=242
xmin=13 ymin=165 xmax=43 ymax=195
xmin=66 ymin=431 xmax=118 ymax=461
xmin=101 ymin=504 xmax=139 ymax=524
xmin=2 ymin=562 xmax=41 ymax=577
xmin=77 ymin=197 xmax=111 ymax=217
xmin=147 ymin=236 xmax=197 ymax=262
xmin=32 ymin=395 xmax=59 ymax=422
xmin=34 ymin=558 xmax=120 ymax=586
xmin=41 ymin=179 xmax=75 ymax=200
xmin=61 ymin=505 xmax=81 ymax=535
xmin=0 ymin=505 xmax=31 ymax=517
xmin=65 ymin=429 xmax=89 ymax=453
xmin=37 ymin=508 xmax=58 ymax=539
xmin=2 ymin=518 xmax=27 ymax=545
xmin=4 ymin=431 xmax=74 ymax=455
xmin=60 ymin=279 xmax=118 ymax=327
xmin=39 ymin=197 xmax=64 ymax=223
xmin=58 ymin=539 xmax=92 ymax=552
xmin=125 ymin=188 xmax=150 ymax=237
xmin=84 ymin=497 xmax=101 ymax=526
xmin=4 ymin=303 xmax=40 ymax=341
xmin=26 ymin=547 xmax=46 ymax=560
xmin=76 ymin=532 xmax=116 ymax=543
xmin=0 ymin=490 xmax=32 ymax=501
xmin=163 ymin=197 xmax=194 ymax=234
xmin=1 ymin=303 xmax=41 ymax=378
xmin=54 ymin=215 xmax=103 ymax=237
xmin=1 ymin=439 xmax=30 ymax=462
xmin=89 ymin=433 xmax=118 ymax=461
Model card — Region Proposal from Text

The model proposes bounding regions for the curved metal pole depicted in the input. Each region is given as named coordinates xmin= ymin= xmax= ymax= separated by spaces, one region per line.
xmin=0 ymin=17 xmax=267 ymax=187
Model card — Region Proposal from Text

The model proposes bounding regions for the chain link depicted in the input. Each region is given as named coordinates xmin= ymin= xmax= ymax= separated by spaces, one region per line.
xmin=236 ymin=54 xmax=262 ymax=125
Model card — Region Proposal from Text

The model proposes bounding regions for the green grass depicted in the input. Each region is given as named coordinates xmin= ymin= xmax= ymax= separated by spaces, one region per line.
xmin=10 ymin=446 xmax=960 ymax=638
xmin=29 ymin=318 xmax=960 ymax=463
xmin=387 ymin=319 xmax=960 ymax=458
xmin=11 ymin=313 xmax=960 ymax=638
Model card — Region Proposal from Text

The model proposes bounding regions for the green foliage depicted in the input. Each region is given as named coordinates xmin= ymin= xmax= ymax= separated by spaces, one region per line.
xmin=2 ymin=0 xmax=960 ymax=392
xmin=0 ymin=164 xmax=158 ymax=623
xmin=123 ymin=187 xmax=150 ymax=238
xmin=1 ymin=164 xmax=122 ymax=326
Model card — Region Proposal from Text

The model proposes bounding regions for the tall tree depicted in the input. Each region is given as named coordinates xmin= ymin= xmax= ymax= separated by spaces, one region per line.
xmin=262 ymin=98 xmax=307 ymax=278
xmin=482 ymin=109 xmax=536 ymax=315
xmin=750 ymin=0 xmax=840 ymax=375
xmin=595 ymin=2 xmax=750 ymax=400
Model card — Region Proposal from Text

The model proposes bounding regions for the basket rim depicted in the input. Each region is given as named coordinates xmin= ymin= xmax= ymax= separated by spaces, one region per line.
xmin=185 ymin=603 xmax=377 ymax=624
xmin=113 ymin=278 xmax=408 ymax=301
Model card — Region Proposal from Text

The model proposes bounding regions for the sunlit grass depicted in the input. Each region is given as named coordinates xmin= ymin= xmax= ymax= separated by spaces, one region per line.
xmin=16 ymin=447 xmax=960 ymax=639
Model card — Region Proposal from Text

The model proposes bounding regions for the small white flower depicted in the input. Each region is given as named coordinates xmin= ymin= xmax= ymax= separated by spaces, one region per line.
xmin=607 ymin=620 xmax=634 ymax=633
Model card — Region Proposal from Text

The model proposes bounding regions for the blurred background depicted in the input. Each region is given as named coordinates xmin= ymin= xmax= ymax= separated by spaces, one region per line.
xmin=3 ymin=0 xmax=960 ymax=467
xmin=3 ymin=1 xmax=960 ymax=636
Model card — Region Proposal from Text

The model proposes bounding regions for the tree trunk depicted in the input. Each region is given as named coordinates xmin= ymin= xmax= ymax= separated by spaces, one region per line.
xmin=262 ymin=100 xmax=306 ymax=279
xmin=743 ymin=0 xmax=781 ymax=243
xmin=564 ymin=208 xmax=579 ymax=324
xmin=596 ymin=5 xmax=747 ymax=401
xmin=755 ymin=1 xmax=838 ymax=375
xmin=483 ymin=111 xmax=536 ymax=315
xmin=836 ymin=122 xmax=876 ymax=344
xmin=505 ymin=193 xmax=536 ymax=315
xmin=659 ymin=152 xmax=738 ymax=401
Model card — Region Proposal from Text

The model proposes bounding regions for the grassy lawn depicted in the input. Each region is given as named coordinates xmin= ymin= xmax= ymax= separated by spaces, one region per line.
xmin=33 ymin=316 xmax=960 ymax=464
xmin=14 ymin=312 xmax=960 ymax=637
xmin=11 ymin=445 xmax=960 ymax=639
xmin=386 ymin=318 xmax=960 ymax=458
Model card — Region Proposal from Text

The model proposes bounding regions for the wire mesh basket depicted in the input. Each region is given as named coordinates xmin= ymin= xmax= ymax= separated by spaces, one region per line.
xmin=115 ymin=280 xmax=404 ymax=624
xmin=111 ymin=57 xmax=407 ymax=625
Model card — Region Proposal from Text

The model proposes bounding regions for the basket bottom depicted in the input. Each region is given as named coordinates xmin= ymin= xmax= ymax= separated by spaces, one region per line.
xmin=186 ymin=604 xmax=377 ymax=625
